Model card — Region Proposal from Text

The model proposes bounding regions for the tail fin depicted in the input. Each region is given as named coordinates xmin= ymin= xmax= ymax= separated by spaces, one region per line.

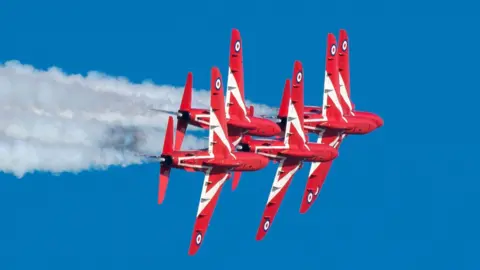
xmin=162 ymin=116 xmax=174 ymax=155
xmin=284 ymin=61 xmax=308 ymax=149
xmin=321 ymin=33 xmax=346 ymax=122
xmin=175 ymin=72 xmax=193 ymax=150
xmin=231 ymin=172 xmax=241 ymax=191
xmin=226 ymin=28 xmax=251 ymax=124
xmin=180 ymin=72 xmax=192 ymax=111
xmin=209 ymin=67 xmax=235 ymax=158
xmin=338 ymin=29 xmax=354 ymax=115
xmin=158 ymin=116 xmax=174 ymax=204
xmin=277 ymin=79 xmax=291 ymax=119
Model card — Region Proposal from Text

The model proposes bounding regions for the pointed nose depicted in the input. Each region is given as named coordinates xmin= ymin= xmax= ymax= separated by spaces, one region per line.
xmin=361 ymin=112 xmax=383 ymax=129
xmin=252 ymin=118 xmax=282 ymax=137
xmin=327 ymin=147 xmax=339 ymax=161
xmin=259 ymin=155 xmax=269 ymax=169
xmin=374 ymin=116 xmax=384 ymax=128
xmin=270 ymin=123 xmax=282 ymax=136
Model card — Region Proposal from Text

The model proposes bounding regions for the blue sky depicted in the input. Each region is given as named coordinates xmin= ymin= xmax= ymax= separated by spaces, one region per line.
xmin=1 ymin=0 xmax=479 ymax=269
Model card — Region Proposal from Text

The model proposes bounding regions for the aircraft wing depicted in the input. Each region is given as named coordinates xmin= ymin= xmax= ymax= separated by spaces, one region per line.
xmin=256 ymin=158 xmax=302 ymax=240
xmin=188 ymin=168 xmax=230 ymax=255
xmin=299 ymin=131 xmax=346 ymax=213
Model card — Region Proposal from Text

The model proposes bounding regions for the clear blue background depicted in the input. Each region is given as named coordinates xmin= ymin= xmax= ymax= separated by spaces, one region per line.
xmin=1 ymin=0 xmax=479 ymax=269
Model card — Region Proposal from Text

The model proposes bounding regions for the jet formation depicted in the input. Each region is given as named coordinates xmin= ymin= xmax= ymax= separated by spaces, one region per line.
xmin=149 ymin=28 xmax=383 ymax=255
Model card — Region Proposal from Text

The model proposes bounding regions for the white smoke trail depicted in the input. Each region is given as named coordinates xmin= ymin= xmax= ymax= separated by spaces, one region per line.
xmin=0 ymin=60 xmax=276 ymax=178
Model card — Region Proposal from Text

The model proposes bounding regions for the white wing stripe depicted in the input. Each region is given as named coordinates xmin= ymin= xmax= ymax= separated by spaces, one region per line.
xmin=266 ymin=159 xmax=301 ymax=203
xmin=196 ymin=168 xmax=229 ymax=217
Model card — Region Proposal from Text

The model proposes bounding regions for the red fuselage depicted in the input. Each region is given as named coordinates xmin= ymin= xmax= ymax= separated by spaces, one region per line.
xmin=301 ymin=106 xmax=383 ymax=135
xmin=184 ymin=108 xmax=281 ymax=137
xmin=354 ymin=111 xmax=384 ymax=128
xmin=237 ymin=139 xmax=338 ymax=162
xmin=165 ymin=150 xmax=269 ymax=173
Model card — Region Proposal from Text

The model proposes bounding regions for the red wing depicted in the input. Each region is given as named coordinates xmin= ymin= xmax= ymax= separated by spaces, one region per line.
xmin=188 ymin=168 xmax=229 ymax=255
xmin=256 ymin=158 xmax=302 ymax=241
xmin=226 ymin=28 xmax=250 ymax=123
xmin=300 ymin=131 xmax=346 ymax=213
xmin=338 ymin=29 xmax=355 ymax=115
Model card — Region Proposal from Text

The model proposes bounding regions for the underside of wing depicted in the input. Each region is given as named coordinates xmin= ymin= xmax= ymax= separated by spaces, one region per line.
xmin=256 ymin=158 xmax=302 ymax=241
xmin=300 ymin=131 xmax=346 ymax=213
xmin=299 ymin=161 xmax=334 ymax=213
xmin=188 ymin=168 xmax=230 ymax=255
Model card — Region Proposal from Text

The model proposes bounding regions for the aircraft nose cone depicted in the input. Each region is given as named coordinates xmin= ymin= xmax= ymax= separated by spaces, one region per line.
xmin=259 ymin=155 xmax=269 ymax=169
xmin=366 ymin=113 xmax=383 ymax=129
xmin=329 ymin=147 xmax=339 ymax=161
xmin=271 ymin=123 xmax=282 ymax=136
xmin=375 ymin=116 xmax=384 ymax=128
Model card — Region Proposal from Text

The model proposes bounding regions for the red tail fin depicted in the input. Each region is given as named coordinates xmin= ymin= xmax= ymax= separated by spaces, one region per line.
xmin=209 ymin=67 xmax=235 ymax=158
xmin=284 ymin=61 xmax=308 ymax=149
xmin=226 ymin=28 xmax=250 ymax=123
xmin=175 ymin=72 xmax=192 ymax=150
xmin=277 ymin=79 xmax=291 ymax=119
xmin=163 ymin=116 xmax=174 ymax=155
xmin=180 ymin=72 xmax=192 ymax=111
xmin=158 ymin=116 xmax=174 ymax=204
xmin=338 ymin=29 xmax=355 ymax=114
xmin=321 ymin=33 xmax=346 ymax=122
xmin=231 ymin=172 xmax=241 ymax=191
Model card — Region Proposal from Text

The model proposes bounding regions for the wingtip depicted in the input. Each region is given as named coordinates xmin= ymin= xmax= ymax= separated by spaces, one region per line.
xmin=256 ymin=218 xmax=271 ymax=241
xmin=188 ymin=247 xmax=198 ymax=256
xmin=299 ymin=203 xmax=310 ymax=214
xmin=294 ymin=60 xmax=302 ymax=69
xmin=255 ymin=230 xmax=266 ymax=241
xmin=327 ymin=33 xmax=338 ymax=53
xmin=188 ymin=236 xmax=201 ymax=256
xmin=293 ymin=61 xmax=304 ymax=85
xmin=231 ymin=28 xmax=241 ymax=37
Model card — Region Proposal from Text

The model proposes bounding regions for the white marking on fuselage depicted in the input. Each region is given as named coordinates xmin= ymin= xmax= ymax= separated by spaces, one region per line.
xmin=285 ymin=100 xmax=310 ymax=151
xmin=226 ymin=67 xmax=250 ymax=122
xmin=209 ymin=108 xmax=236 ymax=160
xmin=194 ymin=114 xmax=210 ymax=126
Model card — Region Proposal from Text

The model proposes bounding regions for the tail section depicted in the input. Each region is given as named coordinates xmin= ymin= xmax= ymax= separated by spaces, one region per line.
xmin=180 ymin=72 xmax=193 ymax=111
xmin=274 ymin=79 xmax=291 ymax=137
xmin=209 ymin=67 xmax=235 ymax=159
xmin=175 ymin=72 xmax=193 ymax=150
xmin=248 ymin=105 xmax=254 ymax=117
xmin=158 ymin=116 xmax=174 ymax=204
xmin=338 ymin=29 xmax=355 ymax=115
xmin=321 ymin=33 xmax=346 ymax=122
xmin=225 ymin=28 xmax=251 ymax=124
xmin=277 ymin=79 xmax=291 ymax=119
xmin=231 ymin=172 xmax=241 ymax=191
xmin=162 ymin=116 xmax=174 ymax=155
xmin=284 ymin=61 xmax=308 ymax=150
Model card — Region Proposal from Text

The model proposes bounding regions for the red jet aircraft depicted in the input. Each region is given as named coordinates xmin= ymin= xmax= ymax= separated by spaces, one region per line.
xmin=303 ymin=29 xmax=384 ymax=130
xmin=236 ymin=60 xmax=339 ymax=240
xmin=152 ymin=28 xmax=281 ymax=150
xmin=271 ymin=32 xmax=383 ymax=214
xmin=150 ymin=67 xmax=269 ymax=255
